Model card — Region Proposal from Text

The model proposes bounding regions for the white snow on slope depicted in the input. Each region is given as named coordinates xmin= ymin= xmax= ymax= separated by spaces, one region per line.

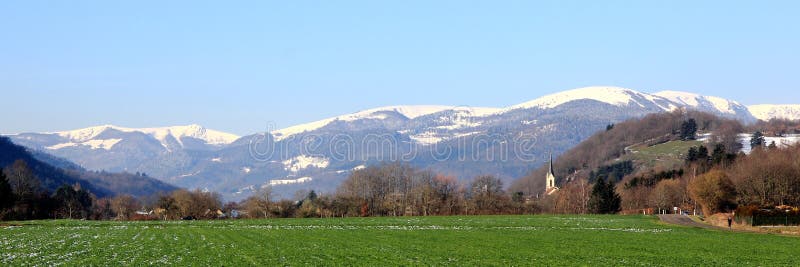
xmin=336 ymin=165 xmax=366 ymax=174
xmin=409 ymin=132 xmax=445 ymax=145
xmin=52 ymin=124 xmax=239 ymax=148
xmin=748 ymin=104 xmax=800 ymax=121
xmin=352 ymin=105 xmax=455 ymax=120
xmin=738 ymin=133 xmax=800 ymax=154
xmin=271 ymin=105 xmax=455 ymax=141
xmin=269 ymin=177 xmax=313 ymax=186
xmin=282 ymin=155 xmax=330 ymax=172
xmin=45 ymin=138 xmax=123 ymax=150
xmin=655 ymin=91 xmax=742 ymax=115
xmin=509 ymin=86 xmax=672 ymax=110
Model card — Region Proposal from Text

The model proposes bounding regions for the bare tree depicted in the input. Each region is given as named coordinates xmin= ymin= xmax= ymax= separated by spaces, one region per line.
xmin=5 ymin=160 xmax=40 ymax=198
xmin=110 ymin=194 xmax=138 ymax=220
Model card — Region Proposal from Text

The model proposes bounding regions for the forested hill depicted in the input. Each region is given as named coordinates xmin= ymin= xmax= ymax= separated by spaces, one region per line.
xmin=511 ymin=110 xmax=744 ymax=195
xmin=0 ymin=137 xmax=177 ymax=198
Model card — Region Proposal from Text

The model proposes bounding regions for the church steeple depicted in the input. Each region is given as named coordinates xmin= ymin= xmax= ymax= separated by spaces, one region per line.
xmin=545 ymin=151 xmax=558 ymax=195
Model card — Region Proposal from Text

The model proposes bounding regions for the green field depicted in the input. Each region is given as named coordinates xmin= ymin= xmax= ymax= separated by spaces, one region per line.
xmin=624 ymin=140 xmax=703 ymax=170
xmin=1 ymin=215 xmax=797 ymax=266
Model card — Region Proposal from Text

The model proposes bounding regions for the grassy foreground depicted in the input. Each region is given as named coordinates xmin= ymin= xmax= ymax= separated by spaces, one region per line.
xmin=1 ymin=215 xmax=797 ymax=266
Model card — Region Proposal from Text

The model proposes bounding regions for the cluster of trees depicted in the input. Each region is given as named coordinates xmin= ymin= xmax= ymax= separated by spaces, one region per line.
xmin=0 ymin=158 xmax=219 ymax=221
xmin=549 ymin=140 xmax=800 ymax=216
xmin=238 ymin=164 xmax=535 ymax=218
xmin=1 ymin=160 xmax=67 ymax=220
xmin=589 ymin=161 xmax=634 ymax=183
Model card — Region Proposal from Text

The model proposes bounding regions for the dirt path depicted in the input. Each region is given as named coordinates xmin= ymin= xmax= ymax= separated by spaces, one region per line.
xmin=657 ymin=214 xmax=733 ymax=231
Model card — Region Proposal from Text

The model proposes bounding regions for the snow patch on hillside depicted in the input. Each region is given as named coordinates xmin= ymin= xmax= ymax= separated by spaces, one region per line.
xmin=269 ymin=177 xmax=312 ymax=186
xmin=748 ymin=104 xmax=800 ymax=121
xmin=46 ymin=138 xmax=123 ymax=150
xmin=282 ymin=155 xmax=330 ymax=172
xmin=409 ymin=132 xmax=444 ymax=145
xmin=738 ymin=133 xmax=800 ymax=154
xmin=336 ymin=165 xmax=367 ymax=174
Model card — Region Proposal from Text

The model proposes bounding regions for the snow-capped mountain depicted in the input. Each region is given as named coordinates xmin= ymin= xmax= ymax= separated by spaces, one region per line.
xmin=747 ymin=105 xmax=800 ymax=121
xmin=9 ymin=124 xmax=240 ymax=177
xmin=51 ymin=124 xmax=239 ymax=148
xmin=509 ymin=86 xmax=676 ymax=111
xmin=7 ymin=86 xmax=796 ymax=200
xmin=655 ymin=91 xmax=755 ymax=121
xmin=271 ymin=105 xmax=458 ymax=141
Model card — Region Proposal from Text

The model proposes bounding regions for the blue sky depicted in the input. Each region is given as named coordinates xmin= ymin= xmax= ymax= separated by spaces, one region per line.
xmin=2 ymin=1 xmax=798 ymax=135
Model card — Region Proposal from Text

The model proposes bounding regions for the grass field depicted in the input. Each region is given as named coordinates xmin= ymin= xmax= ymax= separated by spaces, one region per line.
xmin=1 ymin=215 xmax=797 ymax=266
xmin=624 ymin=140 xmax=703 ymax=170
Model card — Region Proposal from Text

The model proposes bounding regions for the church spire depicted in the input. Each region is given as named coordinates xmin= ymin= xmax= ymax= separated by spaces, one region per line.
xmin=545 ymin=151 xmax=558 ymax=195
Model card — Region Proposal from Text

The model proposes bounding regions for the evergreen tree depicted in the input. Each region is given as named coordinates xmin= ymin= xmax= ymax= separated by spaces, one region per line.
xmin=750 ymin=131 xmax=765 ymax=149
xmin=0 ymin=169 xmax=15 ymax=210
xmin=697 ymin=145 xmax=709 ymax=161
xmin=686 ymin=147 xmax=698 ymax=162
xmin=589 ymin=178 xmax=606 ymax=213
xmin=710 ymin=143 xmax=736 ymax=165
xmin=589 ymin=178 xmax=622 ymax=214
xmin=603 ymin=180 xmax=622 ymax=214
xmin=53 ymin=185 xmax=92 ymax=219
xmin=680 ymin=119 xmax=698 ymax=141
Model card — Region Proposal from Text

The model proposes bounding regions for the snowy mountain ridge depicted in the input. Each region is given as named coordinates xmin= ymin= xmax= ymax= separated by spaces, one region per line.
xmin=748 ymin=104 xmax=800 ymax=121
xmin=508 ymin=86 xmax=675 ymax=111
xmin=654 ymin=90 xmax=747 ymax=116
xmin=52 ymin=124 xmax=240 ymax=147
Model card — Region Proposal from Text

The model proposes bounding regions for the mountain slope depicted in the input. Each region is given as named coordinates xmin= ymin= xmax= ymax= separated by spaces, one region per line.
xmin=510 ymin=111 xmax=743 ymax=195
xmin=748 ymin=104 xmax=800 ymax=121
xmin=510 ymin=86 xmax=675 ymax=111
xmin=0 ymin=137 xmax=177 ymax=197
xmin=655 ymin=91 xmax=755 ymax=121
xmin=10 ymin=124 xmax=240 ymax=179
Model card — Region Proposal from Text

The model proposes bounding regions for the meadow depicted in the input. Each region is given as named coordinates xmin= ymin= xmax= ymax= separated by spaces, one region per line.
xmin=624 ymin=140 xmax=703 ymax=170
xmin=1 ymin=215 xmax=797 ymax=266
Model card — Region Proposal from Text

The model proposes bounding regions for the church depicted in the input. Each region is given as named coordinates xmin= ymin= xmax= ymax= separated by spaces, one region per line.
xmin=545 ymin=153 xmax=559 ymax=196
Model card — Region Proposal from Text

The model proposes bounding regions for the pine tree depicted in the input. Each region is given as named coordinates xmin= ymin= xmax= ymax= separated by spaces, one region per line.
xmin=697 ymin=145 xmax=709 ymax=161
xmin=588 ymin=178 xmax=622 ymax=214
xmin=0 ymin=169 xmax=15 ymax=210
xmin=680 ymin=119 xmax=698 ymax=141
xmin=603 ymin=180 xmax=622 ymax=214
xmin=589 ymin=178 xmax=607 ymax=213
xmin=686 ymin=147 xmax=698 ymax=162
